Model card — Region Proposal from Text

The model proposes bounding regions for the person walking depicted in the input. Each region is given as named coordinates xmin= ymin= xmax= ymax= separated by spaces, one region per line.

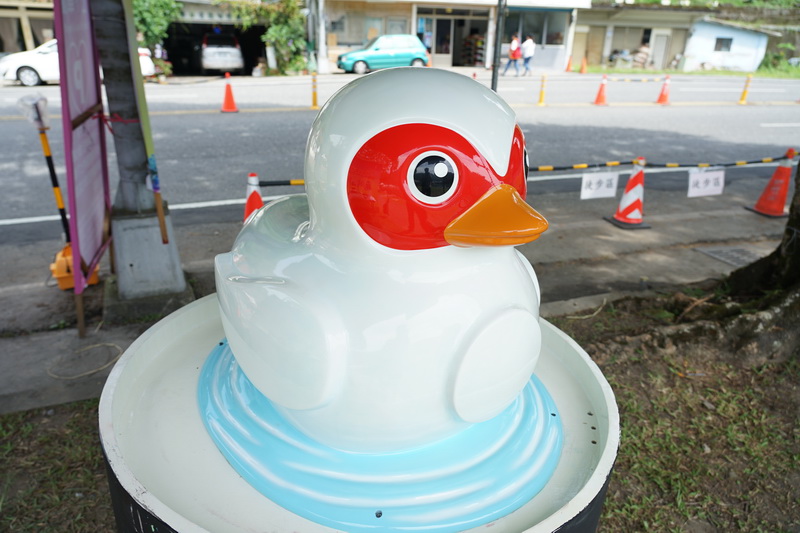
xmin=502 ymin=33 xmax=521 ymax=76
xmin=521 ymin=35 xmax=536 ymax=76
xmin=633 ymin=42 xmax=651 ymax=69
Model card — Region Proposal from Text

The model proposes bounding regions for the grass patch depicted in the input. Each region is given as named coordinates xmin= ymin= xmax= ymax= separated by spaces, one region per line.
xmin=601 ymin=358 xmax=799 ymax=531
xmin=0 ymin=400 xmax=115 ymax=531
xmin=554 ymin=287 xmax=800 ymax=531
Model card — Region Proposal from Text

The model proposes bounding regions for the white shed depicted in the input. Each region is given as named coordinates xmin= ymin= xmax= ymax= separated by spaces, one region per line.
xmin=682 ymin=18 xmax=773 ymax=72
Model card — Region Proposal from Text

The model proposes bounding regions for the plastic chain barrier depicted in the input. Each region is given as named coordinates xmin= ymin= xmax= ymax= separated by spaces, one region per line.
xmin=254 ymin=151 xmax=795 ymax=188
xmin=530 ymin=153 xmax=791 ymax=173
xmin=259 ymin=179 xmax=306 ymax=187
xmin=533 ymin=161 xmax=630 ymax=172
xmin=644 ymin=155 xmax=784 ymax=169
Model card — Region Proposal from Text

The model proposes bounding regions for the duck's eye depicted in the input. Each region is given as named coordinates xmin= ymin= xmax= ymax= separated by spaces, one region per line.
xmin=407 ymin=151 xmax=459 ymax=204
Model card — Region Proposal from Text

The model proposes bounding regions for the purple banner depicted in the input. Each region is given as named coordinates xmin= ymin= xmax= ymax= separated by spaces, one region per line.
xmin=54 ymin=0 xmax=111 ymax=294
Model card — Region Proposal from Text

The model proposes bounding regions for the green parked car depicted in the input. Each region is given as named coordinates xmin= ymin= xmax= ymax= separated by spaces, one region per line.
xmin=337 ymin=34 xmax=429 ymax=74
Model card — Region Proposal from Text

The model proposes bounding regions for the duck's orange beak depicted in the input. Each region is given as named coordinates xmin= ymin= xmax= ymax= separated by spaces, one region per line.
xmin=444 ymin=184 xmax=548 ymax=247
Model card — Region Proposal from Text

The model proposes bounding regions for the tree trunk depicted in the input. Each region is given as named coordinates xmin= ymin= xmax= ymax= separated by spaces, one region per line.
xmin=727 ymin=158 xmax=800 ymax=295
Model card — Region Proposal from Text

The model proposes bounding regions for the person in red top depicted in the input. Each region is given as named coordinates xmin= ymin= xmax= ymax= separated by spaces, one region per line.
xmin=502 ymin=33 xmax=521 ymax=76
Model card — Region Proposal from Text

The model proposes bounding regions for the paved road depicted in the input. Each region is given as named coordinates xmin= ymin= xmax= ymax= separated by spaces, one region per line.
xmin=0 ymin=70 xmax=797 ymax=287
xmin=1 ymin=71 xmax=798 ymax=216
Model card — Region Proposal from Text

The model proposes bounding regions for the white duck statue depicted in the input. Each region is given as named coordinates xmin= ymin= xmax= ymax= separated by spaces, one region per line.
xmin=215 ymin=67 xmax=549 ymax=453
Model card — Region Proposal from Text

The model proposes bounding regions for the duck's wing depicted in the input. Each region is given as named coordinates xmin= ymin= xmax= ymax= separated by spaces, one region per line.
xmin=215 ymin=194 xmax=348 ymax=411
xmin=451 ymin=308 xmax=541 ymax=423
xmin=451 ymin=251 xmax=542 ymax=423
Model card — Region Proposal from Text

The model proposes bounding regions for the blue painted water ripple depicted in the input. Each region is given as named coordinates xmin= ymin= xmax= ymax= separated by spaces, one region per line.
xmin=198 ymin=339 xmax=563 ymax=532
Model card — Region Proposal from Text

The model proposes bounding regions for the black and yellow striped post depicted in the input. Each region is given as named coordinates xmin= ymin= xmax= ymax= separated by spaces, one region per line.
xmin=31 ymin=102 xmax=71 ymax=244
xmin=19 ymin=95 xmax=93 ymax=291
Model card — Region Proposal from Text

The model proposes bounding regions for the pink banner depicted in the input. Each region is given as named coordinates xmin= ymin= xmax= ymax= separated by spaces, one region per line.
xmin=54 ymin=0 xmax=111 ymax=294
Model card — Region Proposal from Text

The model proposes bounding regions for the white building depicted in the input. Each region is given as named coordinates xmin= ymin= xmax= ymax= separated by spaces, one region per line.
xmin=682 ymin=18 xmax=773 ymax=72
xmin=572 ymin=5 xmax=710 ymax=69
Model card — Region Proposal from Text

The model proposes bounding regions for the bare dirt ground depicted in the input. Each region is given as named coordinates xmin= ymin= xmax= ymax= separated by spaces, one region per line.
xmin=1 ymin=282 xmax=798 ymax=532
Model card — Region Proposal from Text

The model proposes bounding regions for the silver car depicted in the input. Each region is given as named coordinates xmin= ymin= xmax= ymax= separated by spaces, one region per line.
xmin=200 ymin=33 xmax=244 ymax=75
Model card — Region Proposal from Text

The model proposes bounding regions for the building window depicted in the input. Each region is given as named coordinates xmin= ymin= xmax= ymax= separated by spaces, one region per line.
xmin=714 ymin=38 xmax=732 ymax=52
xmin=387 ymin=18 xmax=407 ymax=35
xmin=330 ymin=16 xmax=345 ymax=33
xmin=502 ymin=11 xmax=568 ymax=47
xmin=365 ymin=17 xmax=383 ymax=41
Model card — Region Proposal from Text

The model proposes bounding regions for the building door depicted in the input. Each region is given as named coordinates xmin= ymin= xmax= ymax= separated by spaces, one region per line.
xmin=572 ymin=28 xmax=588 ymax=68
xmin=668 ymin=28 xmax=688 ymax=69
xmin=650 ymin=28 xmax=671 ymax=70
xmin=432 ymin=18 xmax=452 ymax=67
xmin=586 ymin=26 xmax=604 ymax=66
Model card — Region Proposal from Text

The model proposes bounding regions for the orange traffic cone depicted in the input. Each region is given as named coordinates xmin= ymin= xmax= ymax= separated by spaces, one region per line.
xmin=593 ymin=74 xmax=608 ymax=106
xmin=579 ymin=57 xmax=587 ymax=74
xmin=244 ymin=172 xmax=263 ymax=222
xmin=566 ymin=56 xmax=573 ymax=72
xmin=604 ymin=158 xmax=651 ymax=229
xmin=221 ymin=72 xmax=238 ymax=113
xmin=473 ymin=72 xmax=477 ymax=80
xmin=656 ymin=75 xmax=671 ymax=105
xmin=745 ymin=148 xmax=797 ymax=218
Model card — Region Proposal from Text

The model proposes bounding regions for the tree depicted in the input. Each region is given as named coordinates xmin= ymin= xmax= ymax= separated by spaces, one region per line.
xmin=221 ymin=0 xmax=307 ymax=74
xmin=132 ymin=0 xmax=183 ymax=49
xmin=727 ymin=160 xmax=800 ymax=295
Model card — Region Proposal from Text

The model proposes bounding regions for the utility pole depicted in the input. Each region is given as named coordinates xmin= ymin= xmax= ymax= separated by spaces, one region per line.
xmin=317 ymin=0 xmax=330 ymax=74
xmin=491 ymin=0 xmax=506 ymax=92
xmin=91 ymin=0 xmax=191 ymax=318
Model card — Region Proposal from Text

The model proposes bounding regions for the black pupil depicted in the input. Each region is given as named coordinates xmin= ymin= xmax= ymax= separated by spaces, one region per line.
xmin=413 ymin=156 xmax=454 ymax=198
